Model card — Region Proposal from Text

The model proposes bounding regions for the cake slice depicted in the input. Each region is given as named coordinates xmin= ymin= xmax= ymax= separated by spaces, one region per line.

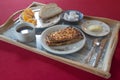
xmin=46 ymin=27 xmax=83 ymax=46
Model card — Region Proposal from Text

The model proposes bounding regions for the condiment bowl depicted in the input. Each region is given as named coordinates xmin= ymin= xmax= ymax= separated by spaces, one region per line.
xmin=61 ymin=10 xmax=84 ymax=23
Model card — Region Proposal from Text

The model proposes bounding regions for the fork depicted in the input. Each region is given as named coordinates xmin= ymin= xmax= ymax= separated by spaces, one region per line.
xmin=84 ymin=39 xmax=100 ymax=63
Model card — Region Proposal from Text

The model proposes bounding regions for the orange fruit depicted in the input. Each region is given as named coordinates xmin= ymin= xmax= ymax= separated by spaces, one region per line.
xmin=21 ymin=12 xmax=32 ymax=21
xmin=21 ymin=8 xmax=36 ymax=26
xmin=26 ymin=18 xmax=37 ymax=25
xmin=24 ymin=8 xmax=34 ymax=17
xmin=32 ymin=19 xmax=37 ymax=25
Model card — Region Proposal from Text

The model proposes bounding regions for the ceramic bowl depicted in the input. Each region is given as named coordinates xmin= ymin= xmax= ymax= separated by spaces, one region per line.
xmin=14 ymin=22 xmax=35 ymax=43
xmin=61 ymin=10 xmax=84 ymax=23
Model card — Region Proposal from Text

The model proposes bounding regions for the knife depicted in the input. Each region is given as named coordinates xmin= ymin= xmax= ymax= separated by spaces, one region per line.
xmin=92 ymin=38 xmax=108 ymax=67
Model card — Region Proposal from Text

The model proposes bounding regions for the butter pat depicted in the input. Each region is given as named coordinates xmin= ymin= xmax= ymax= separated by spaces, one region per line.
xmin=88 ymin=25 xmax=103 ymax=32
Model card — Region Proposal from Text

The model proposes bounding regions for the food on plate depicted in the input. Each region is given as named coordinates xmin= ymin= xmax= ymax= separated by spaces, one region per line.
xmin=23 ymin=8 xmax=34 ymax=16
xmin=21 ymin=8 xmax=37 ymax=25
xmin=39 ymin=3 xmax=63 ymax=19
xmin=46 ymin=27 xmax=83 ymax=46
xmin=63 ymin=11 xmax=79 ymax=21
xmin=88 ymin=25 xmax=103 ymax=32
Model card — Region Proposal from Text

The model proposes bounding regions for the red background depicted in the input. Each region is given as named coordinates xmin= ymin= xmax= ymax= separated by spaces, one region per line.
xmin=0 ymin=0 xmax=120 ymax=80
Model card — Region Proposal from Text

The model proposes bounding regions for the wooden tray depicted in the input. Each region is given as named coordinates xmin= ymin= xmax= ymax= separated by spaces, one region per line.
xmin=0 ymin=2 xmax=120 ymax=79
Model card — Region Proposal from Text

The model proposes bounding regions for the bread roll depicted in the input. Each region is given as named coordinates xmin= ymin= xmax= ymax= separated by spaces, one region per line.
xmin=39 ymin=3 xmax=63 ymax=19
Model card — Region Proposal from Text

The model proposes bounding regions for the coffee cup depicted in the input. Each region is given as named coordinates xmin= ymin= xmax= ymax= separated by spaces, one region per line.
xmin=14 ymin=22 xmax=35 ymax=43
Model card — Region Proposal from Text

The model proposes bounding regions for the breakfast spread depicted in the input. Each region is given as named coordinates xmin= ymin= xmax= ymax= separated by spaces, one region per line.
xmin=21 ymin=8 xmax=37 ymax=25
xmin=46 ymin=27 xmax=83 ymax=46
xmin=39 ymin=3 xmax=63 ymax=19
xmin=19 ymin=3 xmax=110 ymax=47
xmin=1 ymin=2 xmax=116 ymax=78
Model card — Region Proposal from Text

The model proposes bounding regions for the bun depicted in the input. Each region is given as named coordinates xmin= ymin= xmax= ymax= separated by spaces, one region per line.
xmin=39 ymin=3 xmax=63 ymax=19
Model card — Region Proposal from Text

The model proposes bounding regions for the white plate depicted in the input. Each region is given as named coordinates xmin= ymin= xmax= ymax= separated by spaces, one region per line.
xmin=40 ymin=25 xmax=86 ymax=54
xmin=19 ymin=7 xmax=61 ymax=28
xmin=81 ymin=20 xmax=110 ymax=37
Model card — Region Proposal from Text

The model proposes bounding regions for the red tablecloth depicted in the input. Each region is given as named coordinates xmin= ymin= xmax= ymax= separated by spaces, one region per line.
xmin=0 ymin=0 xmax=120 ymax=80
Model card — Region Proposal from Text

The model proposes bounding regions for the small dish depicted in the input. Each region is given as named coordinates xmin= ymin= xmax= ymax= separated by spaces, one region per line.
xmin=61 ymin=10 xmax=84 ymax=22
xmin=81 ymin=20 xmax=110 ymax=37
xmin=40 ymin=25 xmax=86 ymax=54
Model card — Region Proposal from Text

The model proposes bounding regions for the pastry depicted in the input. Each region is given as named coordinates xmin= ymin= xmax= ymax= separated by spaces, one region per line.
xmin=46 ymin=27 xmax=83 ymax=46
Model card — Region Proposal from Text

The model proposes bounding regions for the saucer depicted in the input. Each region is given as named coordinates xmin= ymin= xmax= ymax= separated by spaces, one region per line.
xmin=81 ymin=20 xmax=110 ymax=37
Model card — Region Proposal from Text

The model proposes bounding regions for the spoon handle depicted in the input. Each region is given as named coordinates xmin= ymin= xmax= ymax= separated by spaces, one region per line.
xmin=84 ymin=39 xmax=99 ymax=63
xmin=92 ymin=50 xmax=102 ymax=67
xmin=93 ymin=38 xmax=108 ymax=67
xmin=84 ymin=46 xmax=95 ymax=63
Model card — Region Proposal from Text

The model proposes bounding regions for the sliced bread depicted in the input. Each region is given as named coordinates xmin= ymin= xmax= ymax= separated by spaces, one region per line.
xmin=39 ymin=3 xmax=63 ymax=19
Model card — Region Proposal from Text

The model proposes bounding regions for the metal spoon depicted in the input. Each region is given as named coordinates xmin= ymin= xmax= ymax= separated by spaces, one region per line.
xmin=84 ymin=39 xmax=100 ymax=63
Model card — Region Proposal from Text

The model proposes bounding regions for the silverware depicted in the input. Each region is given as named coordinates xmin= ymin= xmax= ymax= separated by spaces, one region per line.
xmin=84 ymin=39 xmax=100 ymax=63
xmin=36 ymin=35 xmax=43 ymax=49
xmin=92 ymin=38 xmax=108 ymax=67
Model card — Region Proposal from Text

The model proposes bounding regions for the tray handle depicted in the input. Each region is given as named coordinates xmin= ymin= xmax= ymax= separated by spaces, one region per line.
xmin=0 ymin=10 xmax=23 ymax=34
